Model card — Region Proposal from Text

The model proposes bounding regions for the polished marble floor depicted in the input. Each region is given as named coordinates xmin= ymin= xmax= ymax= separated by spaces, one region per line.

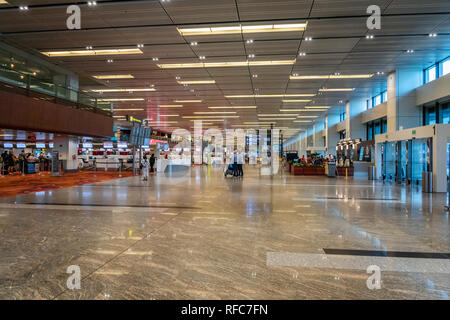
xmin=0 ymin=165 xmax=449 ymax=300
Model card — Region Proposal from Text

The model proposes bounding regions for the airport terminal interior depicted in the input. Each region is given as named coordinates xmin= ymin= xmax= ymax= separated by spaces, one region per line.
xmin=0 ymin=0 xmax=450 ymax=300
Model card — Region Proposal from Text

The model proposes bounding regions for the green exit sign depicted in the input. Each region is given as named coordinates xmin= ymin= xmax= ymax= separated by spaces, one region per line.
xmin=412 ymin=130 xmax=416 ymax=135
xmin=385 ymin=135 xmax=388 ymax=139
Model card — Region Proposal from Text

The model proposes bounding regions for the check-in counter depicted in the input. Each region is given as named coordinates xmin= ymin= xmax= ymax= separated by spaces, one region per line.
xmin=157 ymin=158 xmax=191 ymax=173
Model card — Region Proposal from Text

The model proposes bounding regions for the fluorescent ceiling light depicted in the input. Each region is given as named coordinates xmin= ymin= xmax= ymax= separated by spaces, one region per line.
xmin=100 ymin=98 xmax=144 ymax=102
xmin=113 ymin=116 xmax=126 ymax=118
xmin=177 ymin=23 xmax=307 ymax=36
xmin=256 ymin=118 xmax=296 ymax=120
xmin=282 ymin=99 xmax=312 ymax=103
xmin=297 ymin=116 xmax=318 ymax=118
xmin=290 ymin=74 xmax=373 ymax=80
xmin=157 ymin=59 xmax=296 ymax=69
xmin=298 ymin=109 xmax=328 ymax=112
xmin=114 ymin=108 xmax=144 ymax=111
xmin=208 ymin=106 xmax=257 ymax=109
xmin=146 ymin=115 xmax=180 ymax=119
xmin=319 ymin=88 xmax=354 ymax=92
xmin=189 ymin=119 xmax=225 ymax=122
xmin=93 ymin=75 xmax=134 ymax=79
xmin=244 ymin=122 xmax=276 ymax=124
xmin=41 ymin=48 xmax=143 ymax=57
xmin=177 ymin=80 xmax=216 ymax=85
xmin=174 ymin=100 xmax=202 ymax=103
xmin=147 ymin=121 xmax=179 ymax=124
xmin=226 ymin=94 xmax=314 ymax=98
xmin=159 ymin=105 xmax=183 ymax=108
xmin=280 ymin=109 xmax=305 ymax=112
xmin=194 ymin=112 xmax=237 ymax=114
xmin=258 ymin=114 xmax=298 ymax=117
xmin=294 ymin=120 xmax=312 ymax=123
xmin=91 ymin=88 xmax=155 ymax=92
xmin=305 ymin=106 xmax=331 ymax=109
xmin=183 ymin=116 xmax=239 ymax=119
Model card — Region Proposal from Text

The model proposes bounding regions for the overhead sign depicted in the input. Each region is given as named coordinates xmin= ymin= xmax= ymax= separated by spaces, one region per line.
xmin=126 ymin=115 xmax=143 ymax=124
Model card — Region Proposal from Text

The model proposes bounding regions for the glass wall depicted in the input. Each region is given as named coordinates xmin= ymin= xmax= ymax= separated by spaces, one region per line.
xmin=424 ymin=56 xmax=450 ymax=84
xmin=382 ymin=142 xmax=396 ymax=181
xmin=423 ymin=101 xmax=450 ymax=125
xmin=366 ymin=117 xmax=387 ymax=140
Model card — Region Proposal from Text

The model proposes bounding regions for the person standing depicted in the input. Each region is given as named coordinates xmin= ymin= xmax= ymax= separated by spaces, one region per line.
xmin=150 ymin=153 xmax=156 ymax=173
xmin=141 ymin=155 xmax=149 ymax=181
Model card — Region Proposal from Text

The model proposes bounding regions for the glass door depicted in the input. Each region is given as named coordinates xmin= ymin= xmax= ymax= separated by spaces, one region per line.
xmin=383 ymin=141 xmax=396 ymax=181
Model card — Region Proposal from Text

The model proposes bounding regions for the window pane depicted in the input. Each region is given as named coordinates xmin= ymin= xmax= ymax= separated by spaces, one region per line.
xmin=440 ymin=104 xmax=450 ymax=124
xmin=442 ymin=59 xmax=450 ymax=76
xmin=375 ymin=95 xmax=381 ymax=105
xmin=427 ymin=66 xmax=436 ymax=82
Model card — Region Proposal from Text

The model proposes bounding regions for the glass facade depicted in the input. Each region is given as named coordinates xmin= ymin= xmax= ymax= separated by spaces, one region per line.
xmin=423 ymin=101 xmax=450 ymax=125
xmin=424 ymin=56 xmax=450 ymax=84
xmin=366 ymin=91 xmax=387 ymax=110
xmin=366 ymin=117 xmax=387 ymax=140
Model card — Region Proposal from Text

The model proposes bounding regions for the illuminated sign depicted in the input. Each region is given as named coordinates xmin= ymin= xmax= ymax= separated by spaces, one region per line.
xmin=126 ymin=115 xmax=142 ymax=123
xmin=83 ymin=143 xmax=93 ymax=149
xmin=36 ymin=143 xmax=46 ymax=149
xmin=117 ymin=142 xmax=127 ymax=149
xmin=4 ymin=143 xmax=13 ymax=148
xmin=104 ymin=142 xmax=113 ymax=149
xmin=17 ymin=143 xmax=26 ymax=148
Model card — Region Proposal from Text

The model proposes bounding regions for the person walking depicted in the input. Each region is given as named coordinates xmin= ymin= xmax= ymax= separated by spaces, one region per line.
xmin=149 ymin=153 xmax=156 ymax=173
xmin=141 ymin=154 xmax=150 ymax=181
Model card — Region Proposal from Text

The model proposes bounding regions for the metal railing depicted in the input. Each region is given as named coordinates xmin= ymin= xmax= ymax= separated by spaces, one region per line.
xmin=0 ymin=67 xmax=112 ymax=117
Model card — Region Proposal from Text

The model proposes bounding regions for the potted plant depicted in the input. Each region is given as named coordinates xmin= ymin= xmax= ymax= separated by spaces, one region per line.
xmin=291 ymin=162 xmax=304 ymax=175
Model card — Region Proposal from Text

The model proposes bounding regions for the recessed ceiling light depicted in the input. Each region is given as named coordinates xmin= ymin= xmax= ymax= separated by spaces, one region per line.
xmin=177 ymin=23 xmax=307 ymax=36
xmin=19 ymin=5 xmax=28 ymax=10
xmin=227 ymin=94 xmax=314 ymax=98
xmin=183 ymin=116 xmax=239 ymax=119
xmin=246 ymin=39 xmax=254 ymax=44
xmin=41 ymin=48 xmax=142 ymax=57
xmin=318 ymin=88 xmax=354 ymax=92
xmin=282 ymin=99 xmax=312 ymax=103
xmin=406 ymin=49 xmax=414 ymax=53
xmin=157 ymin=59 xmax=296 ymax=69
xmin=152 ymin=57 xmax=159 ymax=61
xmin=106 ymin=59 xmax=114 ymax=63
xmin=137 ymin=44 xmax=144 ymax=48
xmin=252 ymin=74 xmax=258 ymax=78
xmin=296 ymin=116 xmax=318 ymax=118
xmin=428 ymin=33 xmax=437 ymax=38
xmin=93 ymin=74 xmax=134 ymax=79
xmin=190 ymin=42 xmax=198 ymax=46
xmin=90 ymin=88 xmax=156 ymax=93
xmin=291 ymin=74 xmax=373 ymax=80
xmin=248 ymin=54 xmax=255 ymax=58
xmin=199 ymin=56 xmax=206 ymax=60
xmin=100 ymin=98 xmax=145 ymax=102
xmin=177 ymin=80 xmax=215 ymax=85
xmin=208 ymin=106 xmax=257 ymax=109
xmin=298 ymin=52 xmax=306 ymax=56
xmin=194 ymin=112 xmax=237 ymax=114
xmin=258 ymin=114 xmax=298 ymax=117
xmin=366 ymin=35 xmax=374 ymax=39
xmin=304 ymin=37 xmax=313 ymax=41
xmin=87 ymin=1 xmax=97 ymax=6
